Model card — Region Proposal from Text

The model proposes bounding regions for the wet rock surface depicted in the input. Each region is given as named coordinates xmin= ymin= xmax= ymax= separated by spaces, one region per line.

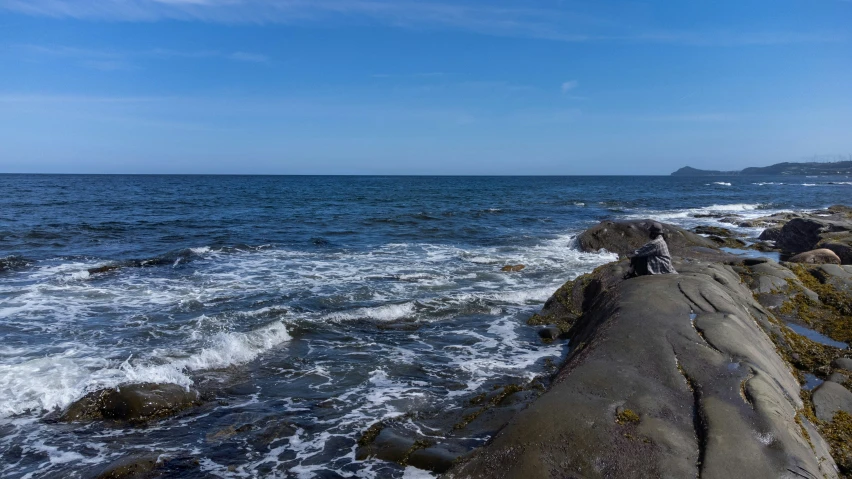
xmin=60 ymin=383 xmax=202 ymax=425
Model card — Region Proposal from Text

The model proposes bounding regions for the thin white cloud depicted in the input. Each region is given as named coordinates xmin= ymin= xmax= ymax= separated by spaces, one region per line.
xmin=227 ymin=51 xmax=269 ymax=63
xmin=561 ymin=80 xmax=578 ymax=93
xmin=0 ymin=0 xmax=843 ymax=45
xmin=10 ymin=43 xmax=271 ymax=68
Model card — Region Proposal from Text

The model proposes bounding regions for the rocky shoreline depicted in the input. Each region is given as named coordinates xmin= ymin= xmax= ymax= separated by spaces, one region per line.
xmin=53 ymin=206 xmax=852 ymax=478
xmin=446 ymin=206 xmax=852 ymax=478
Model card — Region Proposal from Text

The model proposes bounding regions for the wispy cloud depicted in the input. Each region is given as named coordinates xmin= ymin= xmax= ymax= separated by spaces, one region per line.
xmin=0 ymin=0 xmax=844 ymax=46
xmin=561 ymin=80 xmax=578 ymax=93
xmin=10 ymin=43 xmax=271 ymax=69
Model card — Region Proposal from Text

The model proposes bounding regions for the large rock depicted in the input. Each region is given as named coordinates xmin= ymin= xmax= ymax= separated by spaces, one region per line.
xmin=812 ymin=381 xmax=852 ymax=422
xmin=758 ymin=227 xmax=783 ymax=242
xmin=575 ymin=219 xmax=719 ymax=257
xmin=776 ymin=218 xmax=852 ymax=255
xmin=448 ymin=262 xmax=838 ymax=479
xmin=788 ymin=249 xmax=842 ymax=265
xmin=61 ymin=383 xmax=201 ymax=424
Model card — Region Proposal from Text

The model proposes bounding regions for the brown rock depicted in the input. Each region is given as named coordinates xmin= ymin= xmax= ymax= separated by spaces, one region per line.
xmin=788 ymin=249 xmax=842 ymax=265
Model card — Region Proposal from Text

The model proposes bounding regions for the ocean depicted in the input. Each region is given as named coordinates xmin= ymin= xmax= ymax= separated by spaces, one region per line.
xmin=1 ymin=174 xmax=850 ymax=478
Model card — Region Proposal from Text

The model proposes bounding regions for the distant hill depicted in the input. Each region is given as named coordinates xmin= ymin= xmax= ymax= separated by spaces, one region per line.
xmin=671 ymin=161 xmax=852 ymax=176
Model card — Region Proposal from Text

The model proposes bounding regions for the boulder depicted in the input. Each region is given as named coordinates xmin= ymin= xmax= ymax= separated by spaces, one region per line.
xmin=834 ymin=358 xmax=852 ymax=371
xmin=788 ymin=249 xmax=842 ymax=265
xmin=776 ymin=218 xmax=852 ymax=254
xmin=575 ymin=220 xmax=718 ymax=257
xmin=61 ymin=383 xmax=201 ymax=424
xmin=758 ymin=227 xmax=783 ymax=242
xmin=818 ymin=234 xmax=852 ymax=265
xmin=812 ymin=381 xmax=852 ymax=422
xmin=448 ymin=262 xmax=838 ymax=479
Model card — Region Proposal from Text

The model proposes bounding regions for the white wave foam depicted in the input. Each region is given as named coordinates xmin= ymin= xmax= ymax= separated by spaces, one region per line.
xmin=190 ymin=246 xmax=211 ymax=254
xmin=0 ymin=321 xmax=291 ymax=417
xmin=325 ymin=302 xmax=416 ymax=322
xmin=712 ymin=182 xmax=732 ymax=186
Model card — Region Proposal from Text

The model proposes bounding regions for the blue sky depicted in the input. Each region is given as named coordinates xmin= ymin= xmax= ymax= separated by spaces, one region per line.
xmin=0 ymin=0 xmax=850 ymax=174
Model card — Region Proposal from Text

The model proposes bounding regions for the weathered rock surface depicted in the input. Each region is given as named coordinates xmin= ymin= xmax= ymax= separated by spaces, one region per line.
xmin=813 ymin=381 xmax=852 ymax=422
xmin=61 ymin=383 xmax=202 ymax=424
xmin=789 ymin=248 xmax=842 ymax=265
xmin=448 ymin=262 xmax=837 ymax=479
xmin=575 ymin=219 xmax=718 ymax=257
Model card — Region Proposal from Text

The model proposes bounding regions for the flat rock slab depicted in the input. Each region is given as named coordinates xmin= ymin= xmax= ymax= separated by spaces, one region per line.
xmin=813 ymin=381 xmax=852 ymax=422
xmin=448 ymin=263 xmax=837 ymax=479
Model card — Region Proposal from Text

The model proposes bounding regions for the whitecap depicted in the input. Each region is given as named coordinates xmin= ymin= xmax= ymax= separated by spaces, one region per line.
xmin=0 ymin=321 xmax=291 ymax=417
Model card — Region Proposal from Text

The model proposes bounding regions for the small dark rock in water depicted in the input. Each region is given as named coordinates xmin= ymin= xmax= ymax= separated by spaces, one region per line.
xmin=834 ymin=358 xmax=852 ymax=370
xmin=812 ymin=381 xmax=852 ymax=422
xmin=61 ymin=383 xmax=202 ymax=424
xmin=692 ymin=226 xmax=738 ymax=237
xmin=537 ymin=327 xmax=561 ymax=341
xmin=355 ymin=428 xmax=415 ymax=462
xmin=88 ymin=264 xmax=122 ymax=275
xmin=94 ymin=454 xmax=159 ymax=479
xmin=788 ymin=249 xmax=842 ymax=265
xmin=500 ymin=264 xmax=526 ymax=272
xmin=407 ymin=446 xmax=462 ymax=473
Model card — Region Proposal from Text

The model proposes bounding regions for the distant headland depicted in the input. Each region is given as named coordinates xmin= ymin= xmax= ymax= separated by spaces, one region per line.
xmin=671 ymin=160 xmax=852 ymax=176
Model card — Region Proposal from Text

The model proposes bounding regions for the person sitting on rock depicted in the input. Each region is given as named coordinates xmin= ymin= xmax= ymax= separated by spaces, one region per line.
xmin=624 ymin=222 xmax=677 ymax=278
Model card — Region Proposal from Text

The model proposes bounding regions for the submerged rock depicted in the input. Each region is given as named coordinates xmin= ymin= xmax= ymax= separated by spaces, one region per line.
xmin=789 ymin=248 xmax=842 ymax=265
xmin=61 ymin=383 xmax=202 ymax=424
xmin=94 ymin=454 xmax=159 ymax=479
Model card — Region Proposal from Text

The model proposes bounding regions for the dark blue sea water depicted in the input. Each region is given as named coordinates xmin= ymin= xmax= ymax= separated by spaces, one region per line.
xmin=1 ymin=174 xmax=850 ymax=478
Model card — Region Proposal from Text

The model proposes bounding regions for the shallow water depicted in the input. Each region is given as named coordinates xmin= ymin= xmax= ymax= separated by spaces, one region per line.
xmin=1 ymin=174 xmax=850 ymax=477
xmin=786 ymin=323 xmax=849 ymax=350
